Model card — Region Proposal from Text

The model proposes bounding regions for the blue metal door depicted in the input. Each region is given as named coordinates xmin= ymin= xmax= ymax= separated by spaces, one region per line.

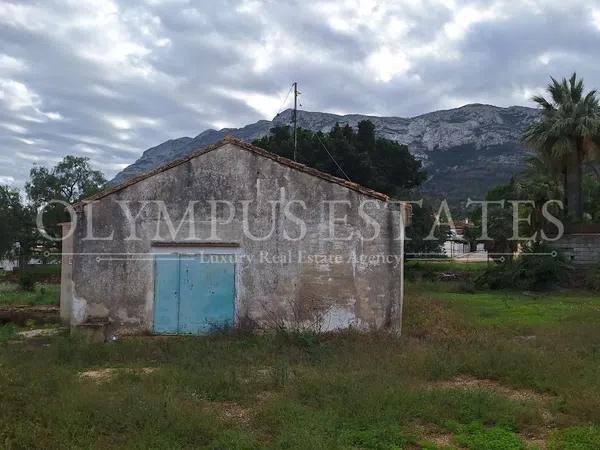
xmin=154 ymin=253 xmax=235 ymax=334
xmin=153 ymin=253 xmax=180 ymax=333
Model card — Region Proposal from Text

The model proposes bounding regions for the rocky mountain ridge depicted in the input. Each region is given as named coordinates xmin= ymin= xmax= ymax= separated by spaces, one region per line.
xmin=111 ymin=104 xmax=541 ymax=202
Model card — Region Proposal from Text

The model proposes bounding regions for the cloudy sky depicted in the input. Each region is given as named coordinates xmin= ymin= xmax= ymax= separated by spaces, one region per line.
xmin=1 ymin=0 xmax=600 ymax=186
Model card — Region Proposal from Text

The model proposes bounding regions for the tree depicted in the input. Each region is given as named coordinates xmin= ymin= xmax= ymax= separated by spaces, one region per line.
xmin=26 ymin=156 xmax=105 ymax=242
xmin=0 ymin=185 xmax=37 ymax=269
xmin=583 ymin=173 xmax=600 ymax=222
xmin=405 ymin=199 xmax=450 ymax=257
xmin=512 ymin=155 xmax=564 ymax=238
xmin=1 ymin=157 xmax=105 ymax=271
xmin=254 ymin=122 xmax=448 ymax=254
xmin=465 ymin=154 xmax=567 ymax=261
xmin=0 ymin=185 xmax=23 ymax=260
xmin=465 ymin=183 xmax=520 ymax=261
xmin=26 ymin=155 xmax=106 ymax=205
xmin=523 ymin=73 xmax=600 ymax=222
xmin=253 ymin=121 xmax=426 ymax=196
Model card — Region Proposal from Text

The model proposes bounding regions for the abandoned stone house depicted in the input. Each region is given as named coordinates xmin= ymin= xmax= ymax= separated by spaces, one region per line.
xmin=60 ymin=137 xmax=408 ymax=336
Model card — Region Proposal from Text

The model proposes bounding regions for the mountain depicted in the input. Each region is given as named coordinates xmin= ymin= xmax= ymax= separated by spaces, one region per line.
xmin=110 ymin=104 xmax=540 ymax=203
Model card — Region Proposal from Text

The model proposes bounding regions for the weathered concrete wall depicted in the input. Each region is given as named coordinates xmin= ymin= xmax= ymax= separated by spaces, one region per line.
xmin=551 ymin=233 xmax=600 ymax=265
xmin=59 ymin=223 xmax=73 ymax=323
xmin=67 ymin=143 xmax=405 ymax=335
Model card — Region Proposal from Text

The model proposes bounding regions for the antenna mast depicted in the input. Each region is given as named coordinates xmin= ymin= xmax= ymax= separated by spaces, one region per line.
xmin=293 ymin=82 xmax=298 ymax=161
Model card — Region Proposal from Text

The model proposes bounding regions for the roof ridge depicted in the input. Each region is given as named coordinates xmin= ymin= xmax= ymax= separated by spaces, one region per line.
xmin=79 ymin=137 xmax=390 ymax=206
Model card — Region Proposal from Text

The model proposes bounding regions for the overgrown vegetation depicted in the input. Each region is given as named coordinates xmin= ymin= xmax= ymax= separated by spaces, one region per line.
xmin=0 ymin=283 xmax=59 ymax=306
xmin=582 ymin=264 xmax=600 ymax=291
xmin=6 ymin=264 xmax=61 ymax=284
xmin=551 ymin=426 xmax=600 ymax=450
xmin=0 ymin=273 xmax=599 ymax=449
xmin=18 ymin=270 xmax=36 ymax=292
xmin=475 ymin=243 xmax=570 ymax=291
xmin=453 ymin=423 xmax=524 ymax=450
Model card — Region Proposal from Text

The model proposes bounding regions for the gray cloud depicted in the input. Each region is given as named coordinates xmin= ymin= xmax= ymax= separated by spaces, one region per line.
xmin=1 ymin=0 xmax=599 ymax=186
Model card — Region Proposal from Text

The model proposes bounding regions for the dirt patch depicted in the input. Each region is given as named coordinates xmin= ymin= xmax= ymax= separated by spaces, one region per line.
xmin=204 ymin=401 xmax=253 ymax=425
xmin=404 ymin=299 xmax=467 ymax=340
xmin=412 ymin=422 xmax=454 ymax=447
xmin=239 ymin=367 xmax=274 ymax=385
xmin=433 ymin=374 xmax=556 ymax=447
xmin=79 ymin=367 xmax=158 ymax=382
xmin=17 ymin=328 xmax=63 ymax=338
xmin=521 ymin=435 xmax=548 ymax=450
xmin=203 ymin=391 xmax=278 ymax=426
xmin=434 ymin=375 xmax=554 ymax=404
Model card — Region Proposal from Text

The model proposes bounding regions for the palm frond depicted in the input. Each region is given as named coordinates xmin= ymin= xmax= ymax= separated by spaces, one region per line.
xmin=531 ymin=95 xmax=553 ymax=111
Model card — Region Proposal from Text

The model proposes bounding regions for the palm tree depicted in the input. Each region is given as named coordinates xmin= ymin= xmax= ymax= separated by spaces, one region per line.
xmin=523 ymin=73 xmax=600 ymax=222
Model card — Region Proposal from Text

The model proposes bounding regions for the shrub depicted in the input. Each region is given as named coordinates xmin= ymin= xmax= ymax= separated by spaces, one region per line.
xmin=455 ymin=423 xmax=524 ymax=450
xmin=5 ymin=265 xmax=61 ymax=284
xmin=18 ymin=271 xmax=36 ymax=292
xmin=405 ymin=262 xmax=437 ymax=282
xmin=583 ymin=265 xmax=600 ymax=291
xmin=0 ymin=324 xmax=18 ymax=343
xmin=475 ymin=264 xmax=514 ymax=290
xmin=455 ymin=280 xmax=476 ymax=293
xmin=475 ymin=243 xmax=570 ymax=291
xmin=550 ymin=425 xmax=600 ymax=450
xmin=516 ymin=243 xmax=570 ymax=290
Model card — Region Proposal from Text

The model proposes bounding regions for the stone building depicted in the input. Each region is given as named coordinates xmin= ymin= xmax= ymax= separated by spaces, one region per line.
xmin=60 ymin=137 xmax=408 ymax=337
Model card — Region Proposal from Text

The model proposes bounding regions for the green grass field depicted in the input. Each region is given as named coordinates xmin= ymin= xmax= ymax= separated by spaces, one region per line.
xmin=0 ymin=272 xmax=599 ymax=449
xmin=422 ymin=287 xmax=600 ymax=329
xmin=0 ymin=282 xmax=60 ymax=306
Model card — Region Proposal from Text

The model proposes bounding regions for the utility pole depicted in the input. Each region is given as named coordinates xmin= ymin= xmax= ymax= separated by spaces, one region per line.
xmin=293 ymin=82 xmax=298 ymax=161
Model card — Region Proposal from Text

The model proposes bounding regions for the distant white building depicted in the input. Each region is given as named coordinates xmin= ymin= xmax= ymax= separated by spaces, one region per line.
xmin=0 ymin=258 xmax=46 ymax=271
xmin=443 ymin=220 xmax=488 ymax=261
xmin=0 ymin=260 xmax=17 ymax=271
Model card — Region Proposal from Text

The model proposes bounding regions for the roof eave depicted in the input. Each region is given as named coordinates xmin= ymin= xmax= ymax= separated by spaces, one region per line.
xmin=76 ymin=136 xmax=391 ymax=208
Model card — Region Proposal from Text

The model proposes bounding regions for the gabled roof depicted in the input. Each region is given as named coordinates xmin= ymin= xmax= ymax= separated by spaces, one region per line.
xmin=83 ymin=136 xmax=390 ymax=203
